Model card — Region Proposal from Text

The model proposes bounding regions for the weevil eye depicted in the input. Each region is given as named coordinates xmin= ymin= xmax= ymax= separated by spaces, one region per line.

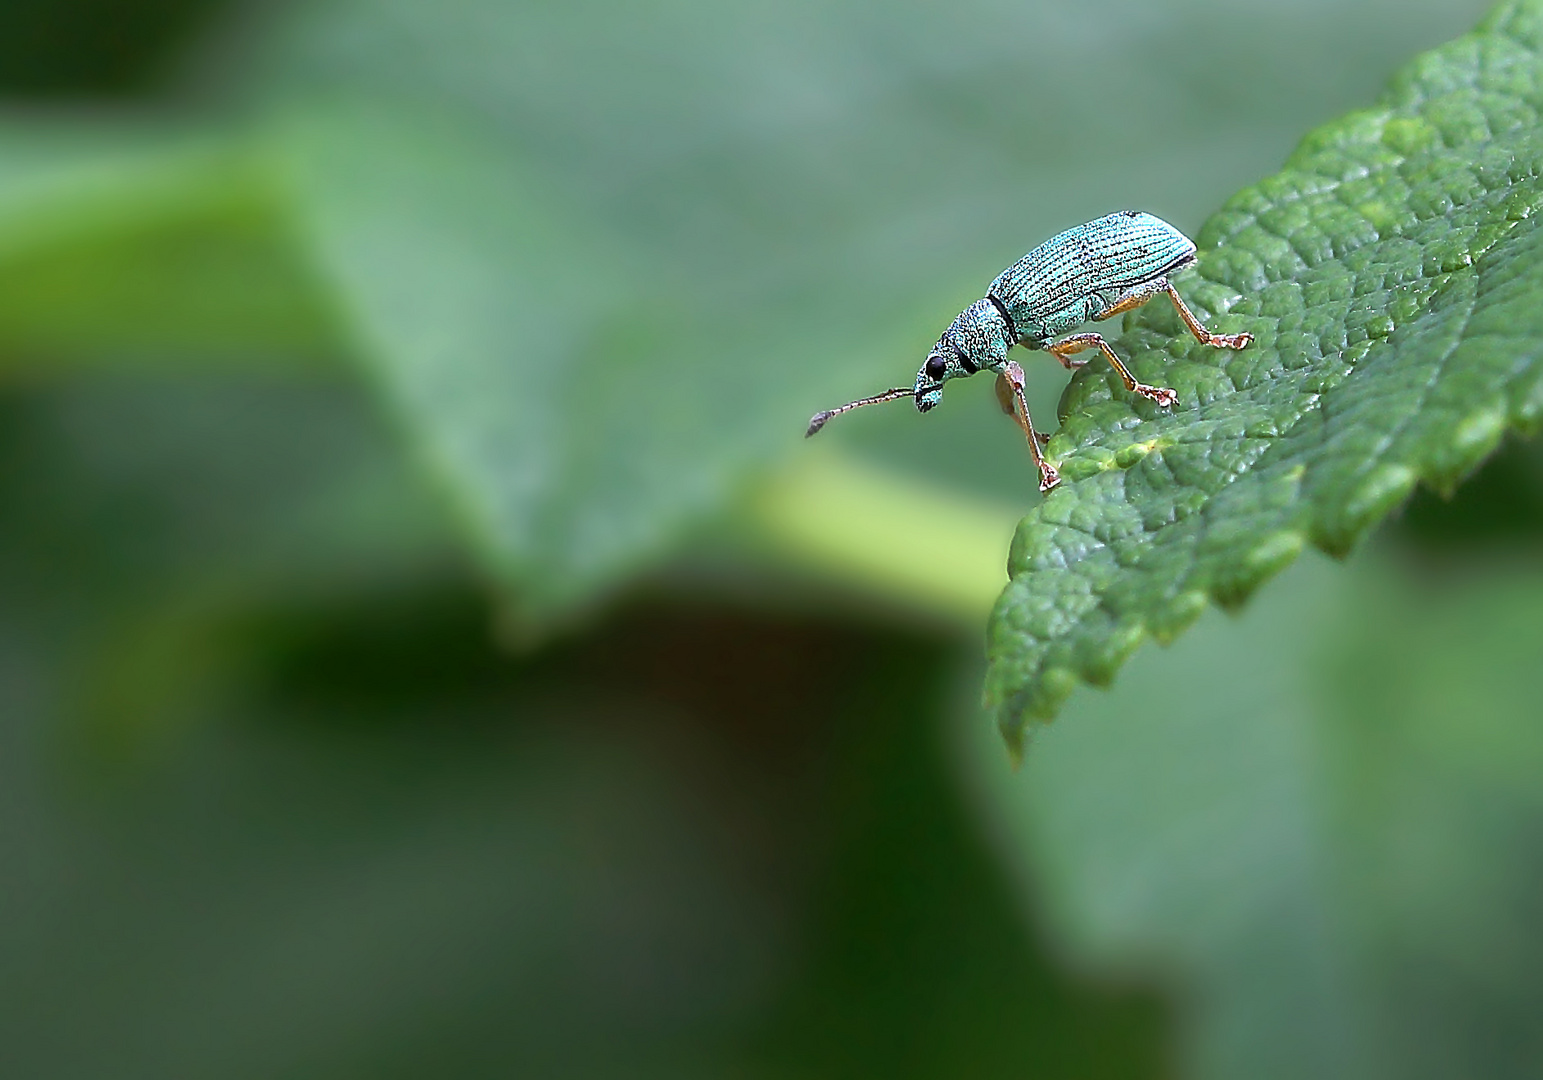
xmin=924 ymin=355 xmax=948 ymax=380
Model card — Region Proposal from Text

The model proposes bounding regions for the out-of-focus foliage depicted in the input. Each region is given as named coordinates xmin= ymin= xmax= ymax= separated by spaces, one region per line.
xmin=0 ymin=131 xmax=334 ymax=367
xmin=988 ymin=1 xmax=1543 ymax=743
xmin=0 ymin=0 xmax=215 ymax=94
xmin=0 ymin=383 xmax=1163 ymax=1076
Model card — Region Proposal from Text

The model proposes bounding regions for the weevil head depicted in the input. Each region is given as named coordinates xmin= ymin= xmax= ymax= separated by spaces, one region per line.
xmin=914 ymin=298 xmax=1013 ymax=412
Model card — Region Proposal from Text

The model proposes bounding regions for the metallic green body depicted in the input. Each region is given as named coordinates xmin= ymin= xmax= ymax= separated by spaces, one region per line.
xmin=914 ymin=210 xmax=1195 ymax=408
xmin=992 ymin=211 xmax=1196 ymax=346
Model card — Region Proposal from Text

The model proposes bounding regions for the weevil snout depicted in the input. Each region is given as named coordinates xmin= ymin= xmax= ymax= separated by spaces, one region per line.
xmin=914 ymin=300 xmax=1013 ymax=406
xmin=915 ymin=351 xmax=950 ymax=412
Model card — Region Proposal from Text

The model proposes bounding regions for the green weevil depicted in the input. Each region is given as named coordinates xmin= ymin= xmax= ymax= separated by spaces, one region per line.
xmin=805 ymin=210 xmax=1252 ymax=492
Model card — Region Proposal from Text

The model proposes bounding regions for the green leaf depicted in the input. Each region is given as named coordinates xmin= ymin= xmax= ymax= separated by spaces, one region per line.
xmin=0 ymin=123 xmax=337 ymax=368
xmin=987 ymin=0 xmax=1543 ymax=745
xmin=274 ymin=105 xmax=677 ymax=624
xmin=965 ymin=550 xmax=1543 ymax=1080
xmin=0 ymin=376 xmax=460 ymax=754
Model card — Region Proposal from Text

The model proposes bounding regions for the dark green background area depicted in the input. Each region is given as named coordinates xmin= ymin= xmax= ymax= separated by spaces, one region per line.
xmin=2 ymin=2 xmax=1540 ymax=1079
xmin=0 ymin=0 xmax=218 ymax=94
xmin=0 ymin=382 xmax=1166 ymax=1079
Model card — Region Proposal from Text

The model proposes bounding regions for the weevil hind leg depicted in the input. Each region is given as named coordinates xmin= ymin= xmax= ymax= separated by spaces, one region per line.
xmin=1000 ymin=360 xmax=1059 ymax=492
xmin=1047 ymin=334 xmax=1177 ymax=408
xmin=1092 ymin=277 xmax=1167 ymax=323
xmin=1092 ymin=276 xmax=1252 ymax=351
xmin=1163 ymin=282 xmax=1252 ymax=350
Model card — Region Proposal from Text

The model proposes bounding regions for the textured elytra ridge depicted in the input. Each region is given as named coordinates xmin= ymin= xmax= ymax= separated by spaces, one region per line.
xmin=985 ymin=0 xmax=1543 ymax=751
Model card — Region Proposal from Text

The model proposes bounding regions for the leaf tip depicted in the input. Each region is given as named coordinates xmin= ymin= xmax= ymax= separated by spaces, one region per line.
xmin=1322 ymin=464 xmax=1419 ymax=554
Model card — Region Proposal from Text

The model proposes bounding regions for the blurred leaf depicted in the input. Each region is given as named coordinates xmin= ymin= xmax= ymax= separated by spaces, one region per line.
xmin=0 ymin=377 xmax=460 ymax=755
xmin=272 ymin=103 xmax=760 ymax=625
xmin=0 ymin=377 xmax=455 ymax=603
xmin=966 ymin=551 xmax=1543 ymax=1080
xmin=0 ymin=124 xmax=338 ymax=367
xmin=987 ymin=1 xmax=1543 ymax=743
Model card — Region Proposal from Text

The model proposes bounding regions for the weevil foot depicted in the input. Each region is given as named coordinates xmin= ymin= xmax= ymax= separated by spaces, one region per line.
xmin=1135 ymin=384 xmax=1179 ymax=408
xmin=1208 ymin=331 xmax=1253 ymax=350
xmin=1036 ymin=430 xmax=1051 ymax=445
xmin=1038 ymin=464 xmax=1061 ymax=493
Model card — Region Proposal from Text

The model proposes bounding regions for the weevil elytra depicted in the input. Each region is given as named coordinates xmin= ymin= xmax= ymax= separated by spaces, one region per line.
xmin=805 ymin=210 xmax=1252 ymax=492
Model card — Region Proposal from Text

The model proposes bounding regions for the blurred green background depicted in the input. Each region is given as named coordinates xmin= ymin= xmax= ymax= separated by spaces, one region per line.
xmin=3 ymin=1 xmax=1541 ymax=1077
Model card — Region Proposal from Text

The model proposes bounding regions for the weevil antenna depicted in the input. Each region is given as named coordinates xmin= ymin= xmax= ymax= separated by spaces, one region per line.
xmin=805 ymin=387 xmax=913 ymax=437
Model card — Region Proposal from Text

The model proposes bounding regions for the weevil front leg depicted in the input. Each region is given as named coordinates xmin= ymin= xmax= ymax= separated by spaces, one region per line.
xmin=994 ymin=371 xmax=1052 ymax=443
xmin=1163 ymin=283 xmax=1253 ymax=350
xmin=1046 ymin=334 xmax=1178 ymax=408
xmin=999 ymin=360 xmax=1059 ymax=492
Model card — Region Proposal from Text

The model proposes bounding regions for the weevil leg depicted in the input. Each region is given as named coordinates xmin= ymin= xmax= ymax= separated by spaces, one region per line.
xmin=995 ymin=372 xmax=1050 ymax=441
xmin=1092 ymin=277 xmax=1165 ymax=322
xmin=1001 ymin=360 xmax=1059 ymax=492
xmin=1047 ymin=334 xmax=1178 ymax=408
xmin=994 ymin=371 xmax=1015 ymax=415
xmin=1163 ymin=283 xmax=1253 ymax=350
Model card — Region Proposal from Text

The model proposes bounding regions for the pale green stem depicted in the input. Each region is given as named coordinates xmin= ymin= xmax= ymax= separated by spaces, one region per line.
xmin=744 ymin=447 xmax=1024 ymax=627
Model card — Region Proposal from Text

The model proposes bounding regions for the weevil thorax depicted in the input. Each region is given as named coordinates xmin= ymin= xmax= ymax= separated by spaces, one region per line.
xmin=914 ymin=298 xmax=1013 ymax=412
